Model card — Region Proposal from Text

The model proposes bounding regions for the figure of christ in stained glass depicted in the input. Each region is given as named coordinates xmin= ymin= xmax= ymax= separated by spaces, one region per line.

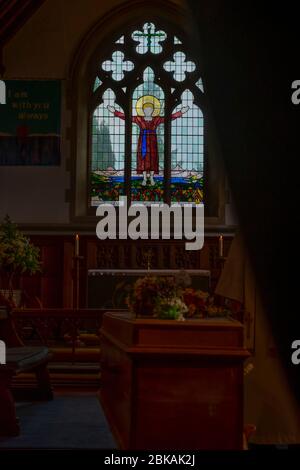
xmin=107 ymin=95 xmax=189 ymax=186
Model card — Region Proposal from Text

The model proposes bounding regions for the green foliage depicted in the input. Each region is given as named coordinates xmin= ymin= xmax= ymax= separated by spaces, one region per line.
xmin=0 ymin=215 xmax=41 ymax=275
xmin=92 ymin=116 xmax=115 ymax=171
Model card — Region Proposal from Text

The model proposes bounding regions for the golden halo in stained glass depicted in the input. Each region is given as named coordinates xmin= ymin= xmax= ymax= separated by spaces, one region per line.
xmin=136 ymin=95 xmax=161 ymax=117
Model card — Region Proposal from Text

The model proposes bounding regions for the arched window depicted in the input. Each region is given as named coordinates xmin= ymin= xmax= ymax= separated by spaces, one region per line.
xmin=89 ymin=21 xmax=206 ymax=207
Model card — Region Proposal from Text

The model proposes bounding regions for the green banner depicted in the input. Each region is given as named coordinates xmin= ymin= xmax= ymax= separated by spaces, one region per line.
xmin=0 ymin=80 xmax=61 ymax=165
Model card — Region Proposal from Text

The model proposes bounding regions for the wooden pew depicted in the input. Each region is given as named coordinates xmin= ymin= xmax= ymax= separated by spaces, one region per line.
xmin=0 ymin=304 xmax=53 ymax=436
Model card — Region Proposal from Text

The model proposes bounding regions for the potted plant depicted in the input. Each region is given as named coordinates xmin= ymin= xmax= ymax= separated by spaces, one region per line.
xmin=0 ymin=215 xmax=41 ymax=306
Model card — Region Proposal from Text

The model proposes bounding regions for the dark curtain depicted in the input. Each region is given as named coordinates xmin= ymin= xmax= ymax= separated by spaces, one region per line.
xmin=186 ymin=0 xmax=300 ymax=397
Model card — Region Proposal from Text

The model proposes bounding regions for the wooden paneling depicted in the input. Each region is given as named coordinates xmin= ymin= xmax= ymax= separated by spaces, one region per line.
xmin=21 ymin=237 xmax=64 ymax=308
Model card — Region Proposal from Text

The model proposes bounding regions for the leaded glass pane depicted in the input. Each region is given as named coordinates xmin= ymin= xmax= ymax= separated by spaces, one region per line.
xmin=93 ymin=77 xmax=102 ymax=92
xmin=102 ymin=51 xmax=134 ymax=81
xmin=174 ymin=36 xmax=182 ymax=44
xmin=132 ymin=22 xmax=166 ymax=54
xmin=164 ymin=52 xmax=196 ymax=81
xmin=115 ymin=36 xmax=124 ymax=44
xmin=196 ymin=77 xmax=204 ymax=93
xmin=171 ymin=90 xmax=204 ymax=204
xmin=91 ymin=89 xmax=125 ymax=205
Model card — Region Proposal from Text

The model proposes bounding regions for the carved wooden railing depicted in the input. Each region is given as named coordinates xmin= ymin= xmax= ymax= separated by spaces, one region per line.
xmin=11 ymin=308 xmax=126 ymax=363
xmin=12 ymin=308 xmax=103 ymax=343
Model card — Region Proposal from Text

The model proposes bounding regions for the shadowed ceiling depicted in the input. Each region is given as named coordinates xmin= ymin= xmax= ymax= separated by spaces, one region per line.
xmin=0 ymin=0 xmax=46 ymax=74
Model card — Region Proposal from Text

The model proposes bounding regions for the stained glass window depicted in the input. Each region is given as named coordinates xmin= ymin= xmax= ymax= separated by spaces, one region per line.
xmin=89 ymin=22 xmax=205 ymax=207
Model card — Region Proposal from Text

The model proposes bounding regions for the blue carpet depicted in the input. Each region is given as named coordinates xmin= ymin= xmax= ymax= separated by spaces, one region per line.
xmin=0 ymin=395 xmax=116 ymax=449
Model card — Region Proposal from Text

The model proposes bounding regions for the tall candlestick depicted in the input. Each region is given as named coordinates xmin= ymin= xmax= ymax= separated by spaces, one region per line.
xmin=75 ymin=233 xmax=79 ymax=256
xmin=219 ymin=235 xmax=223 ymax=258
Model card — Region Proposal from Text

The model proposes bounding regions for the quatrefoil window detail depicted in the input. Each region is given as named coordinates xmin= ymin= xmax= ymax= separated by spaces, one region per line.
xmin=132 ymin=22 xmax=167 ymax=54
xmin=102 ymin=51 xmax=134 ymax=81
xmin=163 ymin=52 xmax=196 ymax=82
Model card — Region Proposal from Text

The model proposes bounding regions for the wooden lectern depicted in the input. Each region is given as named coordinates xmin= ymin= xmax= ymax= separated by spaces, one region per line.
xmin=99 ymin=312 xmax=249 ymax=450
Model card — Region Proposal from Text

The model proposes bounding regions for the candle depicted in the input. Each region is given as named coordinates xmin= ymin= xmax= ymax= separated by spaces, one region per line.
xmin=75 ymin=233 xmax=80 ymax=256
xmin=219 ymin=235 xmax=223 ymax=258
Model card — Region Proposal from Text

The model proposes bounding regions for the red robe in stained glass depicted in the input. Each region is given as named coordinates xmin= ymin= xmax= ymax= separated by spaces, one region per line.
xmin=114 ymin=110 xmax=182 ymax=174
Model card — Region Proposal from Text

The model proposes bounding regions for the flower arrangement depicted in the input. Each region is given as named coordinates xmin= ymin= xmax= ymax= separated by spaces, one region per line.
xmin=127 ymin=273 xmax=231 ymax=320
xmin=126 ymin=275 xmax=182 ymax=318
xmin=183 ymin=288 xmax=210 ymax=318
xmin=183 ymin=288 xmax=231 ymax=318
xmin=0 ymin=215 xmax=41 ymax=297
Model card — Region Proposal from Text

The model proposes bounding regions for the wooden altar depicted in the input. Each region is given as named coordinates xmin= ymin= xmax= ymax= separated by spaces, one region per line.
xmin=88 ymin=269 xmax=210 ymax=308
xmin=99 ymin=312 xmax=249 ymax=450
